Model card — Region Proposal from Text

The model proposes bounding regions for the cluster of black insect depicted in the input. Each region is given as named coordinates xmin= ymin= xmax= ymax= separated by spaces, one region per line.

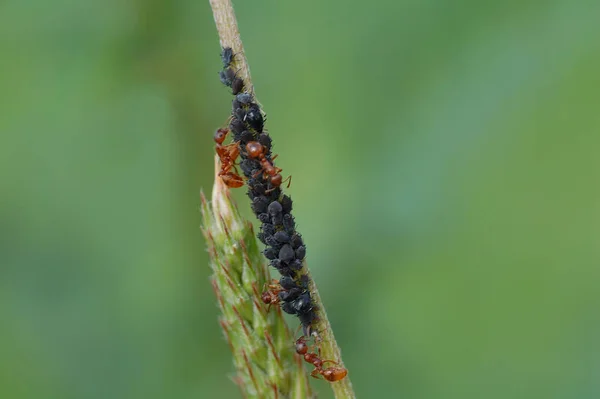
xmin=219 ymin=47 xmax=316 ymax=333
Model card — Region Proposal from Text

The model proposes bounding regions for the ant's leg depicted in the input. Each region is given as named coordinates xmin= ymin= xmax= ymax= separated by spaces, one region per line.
xmin=310 ymin=368 xmax=322 ymax=379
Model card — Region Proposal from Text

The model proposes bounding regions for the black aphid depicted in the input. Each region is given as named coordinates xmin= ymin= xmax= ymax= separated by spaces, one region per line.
xmin=244 ymin=105 xmax=264 ymax=132
xmin=237 ymin=130 xmax=254 ymax=144
xmin=281 ymin=195 xmax=293 ymax=213
xmin=229 ymin=118 xmax=245 ymax=135
xmin=258 ymin=133 xmax=272 ymax=150
xmin=274 ymin=231 xmax=290 ymax=243
xmin=279 ymin=287 xmax=302 ymax=302
xmin=219 ymin=68 xmax=236 ymax=87
xmin=289 ymin=259 xmax=303 ymax=271
xmin=240 ymin=159 xmax=260 ymax=176
xmin=265 ymin=235 xmax=281 ymax=248
xmin=231 ymin=78 xmax=244 ymax=95
xmin=292 ymin=293 xmax=312 ymax=314
xmin=221 ymin=47 xmax=234 ymax=67
xmin=271 ymin=212 xmax=283 ymax=226
xmin=267 ymin=200 xmax=283 ymax=216
xmin=263 ymin=247 xmax=278 ymax=260
xmin=282 ymin=302 xmax=296 ymax=315
xmin=283 ymin=214 xmax=295 ymax=233
xmin=261 ymin=223 xmax=275 ymax=237
xmin=246 ymin=181 xmax=266 ymax=197
xmin=251 ymin=196 xmax=269 ymax=214
xmin=279 ymin=276 xmax=296 ymax=290
xmin=258 ymin=213 xmax=270 ymax=223
xmin=257 ymin=232 xmax=267 ymax=245
xmin=278 ymin=244 xmax=295 ymax=263
xmin=298 ymin=311 xmax=316 ymax=329
xmin=295 ymin=246 xmax=306 ymax=260
xmin=290 ymin=233 xmax=303 ymax=249
xmin=236 ymin=93 xmax=254 ymax=105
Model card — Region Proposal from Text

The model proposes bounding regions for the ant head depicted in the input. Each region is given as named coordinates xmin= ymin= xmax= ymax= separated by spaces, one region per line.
xmin=214 ymin=128 xmax=228 ymax=144
xmin=261 ymin=291 xmax=273 ymax=304
xmin=322 ymin=367 xmax=348 ymax=382
xmin=270 ymin=174 xmax=282 ymax=187
xmin=246 ymin=141 xmax=263 ymax=158
xmin=295 ymin=336 xmax=308 ymax=355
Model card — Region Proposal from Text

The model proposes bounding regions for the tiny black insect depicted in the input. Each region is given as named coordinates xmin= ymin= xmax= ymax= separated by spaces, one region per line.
xmin=240 ymin=158 xmax=260 ymax=177
xmin=229 ymin=117 xmax=245 ymax=135
xmin=237 ymin=130 xmax=255 ymax=144
xmin=251 ymin=196 xmax=270 ymax=214
xmin=283 ymin=214 xmax=295 ymax=233
xmin=244 ymin=105 xmax=264 ymax=132
xmin=292 ymin=293 xmax=312 ymax=314
xmin=261 ymin=223 xmax=275 ymax=237
xmin=221 ymin=47 xmax=234 ymax=68
xmin=265 ymin=235 xmax=281 ymax=248
xmin=289 ymin=259 xmax=303 ymax=270
xmin=268 ymin=200 xmax=283 ymax=216
xmin=271 ymin=211 xmax=283 ymax=226
xmin=233 ymin=107 xmax=247 ymax=121
xmin=247 ymin=181 xmax=267 ymax=197
xmin=257 ymin=213 xmax=270 ymax=223
xmin=274 ymin=231 xmax=290 ymax=243
xmin=295 ymin=245 xmax=306 ymax=260
xmin=236 ymin=93 xmax=254 ymax=105
xmin=257 ymin=232 xmax=267 ymax=245
xmin=278 ymin=244 xmax=295 ymax=263
xmin=257 ymin=133 xmax=272 ymax=151
xmin=282 ymin=301 xmax=296 ymax=315
xmin=231 ymin=77 xmax=244 ymax=95
xmin=232 ymin=98 xmax=242 ymax=113
xmin=290 ymin=233 xmax=304 ymax=249
xmin=281 ymin=195 xmax=293 ymax=213
xmin=298 ymin=311 xmax=316 ymax=332
xmin=279 ymin=276 xmax=297 ymax=290
xmin=263 ymin=247 xmax=278 ymax=260
xmin=278 ymin=287 xmax=302 ymax=302
xmin=219 ymin=68 xmax=236 ymax=87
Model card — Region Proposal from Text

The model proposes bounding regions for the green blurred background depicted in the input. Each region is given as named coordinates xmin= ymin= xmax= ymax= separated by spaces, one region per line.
xmin=2 ymin=0 xmax=600 ymax=398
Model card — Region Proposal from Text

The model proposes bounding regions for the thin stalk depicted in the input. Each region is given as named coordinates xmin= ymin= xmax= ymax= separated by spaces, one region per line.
xmin=202 ymin=157 xmax=313 ymax=398
xmin=208 ymin=1 xmax=356 ymax=397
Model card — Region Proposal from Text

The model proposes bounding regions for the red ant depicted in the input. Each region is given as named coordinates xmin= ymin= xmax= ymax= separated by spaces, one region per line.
xmin=294 ymin=336 xmax=348 ymax=382
xmin=260 ymin=279 xmax=283 ymax=311
xmin=214 ymin=128 xmax=244 ymax=188
xmin=245 ymin=141 xmax=291 ymax=189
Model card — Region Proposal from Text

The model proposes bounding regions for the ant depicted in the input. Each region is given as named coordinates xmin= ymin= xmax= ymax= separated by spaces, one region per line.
xmin=260 ymin=279 xmax=283 ymax=310
xmin=294 ymin=335 xmax=348 ymax=382
xmin=245 ymin=141 xmax=291 ymax=189
xmin=214 ymin=128 xmax=244 ymax=188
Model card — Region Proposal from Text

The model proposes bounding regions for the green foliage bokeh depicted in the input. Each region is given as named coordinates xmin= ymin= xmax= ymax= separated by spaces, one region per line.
xmin=1 ymin=1 xmax=599 ymax=398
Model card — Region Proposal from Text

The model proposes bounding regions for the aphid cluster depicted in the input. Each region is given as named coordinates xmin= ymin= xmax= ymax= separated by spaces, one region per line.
xmin=216 ymin=47 xmax=316 ymax=336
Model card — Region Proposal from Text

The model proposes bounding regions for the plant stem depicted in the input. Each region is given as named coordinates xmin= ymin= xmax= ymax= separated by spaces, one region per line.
xmin=202 ymin=158 xmax=313 ymax=398
xmin=209 ymin=0 xmax=356 ymax=397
